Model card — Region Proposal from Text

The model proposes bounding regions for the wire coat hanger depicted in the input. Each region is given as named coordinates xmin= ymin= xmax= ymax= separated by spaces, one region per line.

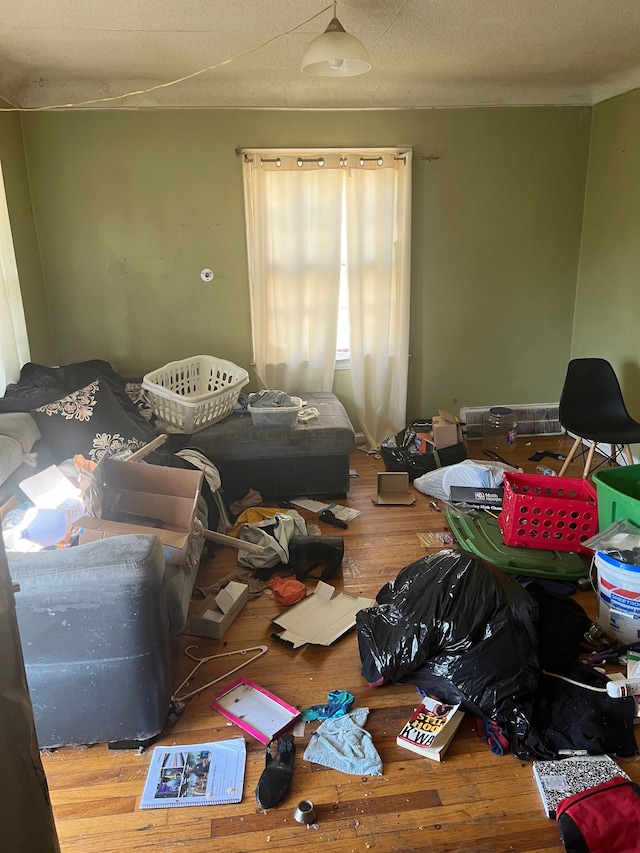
xmin=175 ymin=644 xmax=269 ymax=701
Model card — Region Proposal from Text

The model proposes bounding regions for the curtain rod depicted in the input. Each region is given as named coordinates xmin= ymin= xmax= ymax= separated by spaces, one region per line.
xmin=237 ymin=150 xmax=412 ymax=166
xmin=236 ymin=146 xmax=411 ymax=155
xmin=235 ymin=148 xmax=443 ymax=165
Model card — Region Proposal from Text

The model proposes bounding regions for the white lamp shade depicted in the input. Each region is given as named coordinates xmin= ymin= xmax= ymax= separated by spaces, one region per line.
xmin=302 ymin=26 xmax=371 ymax=77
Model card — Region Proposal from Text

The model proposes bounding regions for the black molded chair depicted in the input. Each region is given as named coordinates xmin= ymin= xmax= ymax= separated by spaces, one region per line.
xmin=558 ymin=358 xmax=640 ymax=478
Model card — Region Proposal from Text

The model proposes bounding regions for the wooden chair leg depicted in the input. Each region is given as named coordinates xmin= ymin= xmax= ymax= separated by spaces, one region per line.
xmin=623 ymin=444 xmax=634 ymax=466
xmin=582 ymin=441 xmax=596 ymax=479
xmin=559 ymin=435 xmax=582 ymax=477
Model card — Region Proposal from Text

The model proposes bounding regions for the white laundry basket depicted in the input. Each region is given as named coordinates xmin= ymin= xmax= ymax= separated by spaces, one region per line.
xmin=142 ymin=355 xmax=249 ymax=433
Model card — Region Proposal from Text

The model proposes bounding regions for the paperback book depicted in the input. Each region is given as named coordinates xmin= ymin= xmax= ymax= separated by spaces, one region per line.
xmin=532 ymin=753 xmax=630 ymax=819
xmin=396 ymin=695 xmax=464 ymax=762
xmin=139 ymin=737 xmax=246 ymax=809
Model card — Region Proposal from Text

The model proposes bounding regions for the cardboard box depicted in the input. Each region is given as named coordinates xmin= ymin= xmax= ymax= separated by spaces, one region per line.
xmin=432 ymin=409 xmax=462 ymax=450
xmin=185 ymin=581 xmax=249 ymax=639
xmin=78 ymin=457 xmax=203 ymax=566
xmin=371 ymin=471 xmax=416 ymax=506
xmin=270 ymin=580 xmax=376 ymax=649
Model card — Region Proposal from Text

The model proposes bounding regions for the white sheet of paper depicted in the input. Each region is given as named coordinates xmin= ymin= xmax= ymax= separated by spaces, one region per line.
xmin=290 ymin=498 xmax=329 ymax=512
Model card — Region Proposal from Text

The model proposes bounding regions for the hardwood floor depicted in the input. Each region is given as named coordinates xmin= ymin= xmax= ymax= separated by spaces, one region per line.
xmin=41 ymin=434 xmax=640 ymax=853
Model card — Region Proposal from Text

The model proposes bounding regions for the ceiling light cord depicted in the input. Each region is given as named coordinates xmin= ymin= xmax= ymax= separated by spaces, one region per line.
xmin=0 ymin=3 xmax=334 ymax=112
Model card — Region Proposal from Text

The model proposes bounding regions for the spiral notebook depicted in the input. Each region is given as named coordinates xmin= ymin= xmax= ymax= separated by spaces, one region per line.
xmin=139 ymin=737 xmax=246 ymax=809
xmin=532 ymin=753 xmax=629 ymax=819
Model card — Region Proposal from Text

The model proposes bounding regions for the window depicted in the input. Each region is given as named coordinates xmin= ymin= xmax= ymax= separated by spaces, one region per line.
xmin=241 ymin=148 xmax=412 ymax=450
xmin=0 ymin=161 xmax=30 ymax=395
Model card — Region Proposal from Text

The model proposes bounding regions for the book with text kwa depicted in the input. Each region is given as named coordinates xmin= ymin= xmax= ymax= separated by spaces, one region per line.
xmin=532 ymin=753 xmax=630 ymax=819
xmin=396 ymin=696 xmax=464 ymax=762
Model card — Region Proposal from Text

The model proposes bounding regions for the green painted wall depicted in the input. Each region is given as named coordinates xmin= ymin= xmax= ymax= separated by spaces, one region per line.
xmin=0 ymin=103 xmax=52 ymax=364
xmin=20 ymin=107 xmax=590 ymax=422
xmin=573 ymin=88 xmax=640 ymax=419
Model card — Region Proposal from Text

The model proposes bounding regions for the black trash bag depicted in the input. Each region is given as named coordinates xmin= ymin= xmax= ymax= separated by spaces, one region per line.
xmin=380 ymin=423 xmax=467 ymax=482
xmin=355 ymin=549 xmax=540 ymax=723
xmin=525 ymin=586 xmax=593 ymax=673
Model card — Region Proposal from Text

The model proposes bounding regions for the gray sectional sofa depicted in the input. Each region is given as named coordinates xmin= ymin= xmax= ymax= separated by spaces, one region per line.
xmin=1 ymin=410 xmax=206 ymax=750
xmin=9 ymin=535 xmax=182 ymax=749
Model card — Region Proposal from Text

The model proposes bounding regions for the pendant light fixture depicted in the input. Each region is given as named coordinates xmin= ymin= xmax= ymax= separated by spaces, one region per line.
xmin=301 ymin=2 xmax=371 ymax=77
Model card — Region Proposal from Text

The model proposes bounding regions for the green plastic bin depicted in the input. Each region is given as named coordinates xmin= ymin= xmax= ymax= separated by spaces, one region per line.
xmin=444 ymin=504 xmax=587 ymax=580
xmin=592 ymin=465 xmax=640 ymax=528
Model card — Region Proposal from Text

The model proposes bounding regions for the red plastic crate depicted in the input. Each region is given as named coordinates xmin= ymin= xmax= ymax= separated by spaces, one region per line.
xmin=498 ymin=472 xmax=598 ymax=553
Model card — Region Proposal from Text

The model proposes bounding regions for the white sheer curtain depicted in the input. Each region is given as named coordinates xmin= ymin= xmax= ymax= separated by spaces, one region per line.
xmin=0 ymin=162 xmax=30 ymax=395
xmin=242 ymin=149 xmax=411 ymax=449
xmin=243 ymin=153 xmax=343 ymax=391
xmin=346 ymin=152 xmax=412 ymax=450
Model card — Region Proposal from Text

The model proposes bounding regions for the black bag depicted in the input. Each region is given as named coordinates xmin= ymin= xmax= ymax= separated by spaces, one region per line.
xmin=380 ymin=423 xmax=466 ymax=482
xmin=355 ymin=549 xmax=540 ymax=723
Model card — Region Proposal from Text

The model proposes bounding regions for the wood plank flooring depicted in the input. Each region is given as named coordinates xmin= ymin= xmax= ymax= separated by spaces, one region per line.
xmin=41 ymin=435 xmax=640 ymax=853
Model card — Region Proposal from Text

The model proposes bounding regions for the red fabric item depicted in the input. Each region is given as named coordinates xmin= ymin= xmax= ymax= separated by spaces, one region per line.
xmin=268 ymin=576 xmax=307 ymax=605
xmin=556 ymin=775 xmax=640 ymax=853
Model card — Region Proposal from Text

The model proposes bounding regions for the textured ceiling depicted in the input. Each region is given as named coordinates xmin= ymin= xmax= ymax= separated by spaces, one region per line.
xmin=1 ymin=0 xmax=639 ymax=110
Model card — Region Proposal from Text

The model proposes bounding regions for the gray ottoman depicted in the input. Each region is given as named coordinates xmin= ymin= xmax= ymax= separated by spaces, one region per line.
xmin=189 ymin=392 xmax=356 ymax=500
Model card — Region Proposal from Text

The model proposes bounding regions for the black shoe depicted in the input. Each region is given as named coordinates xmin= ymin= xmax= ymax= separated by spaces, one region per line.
xmin=255 ymin=733 xmax=296 ymax=810
xmin=288 ymin=535 xmax=345 ymax=581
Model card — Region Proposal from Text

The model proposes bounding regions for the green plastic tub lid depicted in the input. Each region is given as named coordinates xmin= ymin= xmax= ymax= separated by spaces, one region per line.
xmin=445 ymin=504 xmax=588 ymax=580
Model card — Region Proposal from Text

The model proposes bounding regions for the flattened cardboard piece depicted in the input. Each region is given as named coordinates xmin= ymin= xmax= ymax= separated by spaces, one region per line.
xmin=270 ymin=580 xmax=376 ymax=649
xmin=185 ymin=582 xmax=249 ymax=639
xmin=211 ymin=677 xmax=300 ymax=744
xmin=78 ymin=457 xmax=203 ymax=565
xmin=371 ymin=471 xmax=416 ymax=505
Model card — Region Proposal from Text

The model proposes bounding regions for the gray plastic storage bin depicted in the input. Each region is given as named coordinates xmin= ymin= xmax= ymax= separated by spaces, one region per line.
xmin=248 ymin=396 xmax=302 ymax=428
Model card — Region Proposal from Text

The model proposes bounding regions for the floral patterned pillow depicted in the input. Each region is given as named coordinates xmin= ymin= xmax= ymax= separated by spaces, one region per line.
xmin=33 ymin=379 xmax=157 ymax=463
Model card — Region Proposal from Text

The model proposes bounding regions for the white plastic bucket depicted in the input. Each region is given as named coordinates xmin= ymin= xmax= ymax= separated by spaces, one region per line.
xmin=594 ymin=551 xmax=640 ymax=644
